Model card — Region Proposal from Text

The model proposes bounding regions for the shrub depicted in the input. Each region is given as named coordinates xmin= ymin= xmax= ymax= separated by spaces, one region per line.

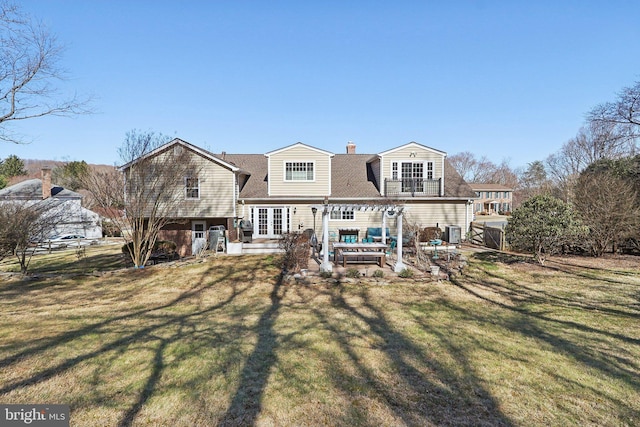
xmin=346 ymin=268 xmax=360 ymax=278
xmin=319 ymin=271 xmax=333 ymax=279
xmin=398 ymin=268 xmax=414 ymax=278
xmin=121 ymin=240 xmax=176 ymax=255
xmin=279 ymin=232 xmax=310 ymax=273
xmin=372 ymin=269 xmax=384 ymax=278
xmin=505 ymin=194 xmax=584 ymax=264
xmin=102 ymin=220 xmax=122 ymax=237
xmin=419 ymin=227 xmax=442 ymax=242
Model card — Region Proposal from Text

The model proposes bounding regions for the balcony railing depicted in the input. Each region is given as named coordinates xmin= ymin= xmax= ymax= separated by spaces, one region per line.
xmin=384 ymin=178 xmax=441 ymax=197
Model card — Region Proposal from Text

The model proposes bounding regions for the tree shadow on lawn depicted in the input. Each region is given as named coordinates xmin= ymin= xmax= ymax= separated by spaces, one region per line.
xmin=449 ymin=272 xmax=640 ymax=394
xmin=217 ymin=273 xmax=286 ymax=426
xmin=0 ymin=257 xmax=277 ymax=426
xmin=0 ymin=249 xmax=130 ymax=276
xmin=302 ymin=283 xmax=514 ymax=426
xmin=469 ymin=253 xmax=640 ymax=320
xmin=431 ymin=296 xmax=640 ymax=424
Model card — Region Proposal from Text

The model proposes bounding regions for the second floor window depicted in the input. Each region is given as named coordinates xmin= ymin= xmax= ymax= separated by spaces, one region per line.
xmin=185 ymin=177 xmax=199 ymax=199
xmin=285 ymin=162 xmax=314 ymax=181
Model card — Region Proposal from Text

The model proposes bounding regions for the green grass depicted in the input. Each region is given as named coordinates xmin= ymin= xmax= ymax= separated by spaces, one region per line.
xmin=0 ymin=252 xmax=638 ymax=426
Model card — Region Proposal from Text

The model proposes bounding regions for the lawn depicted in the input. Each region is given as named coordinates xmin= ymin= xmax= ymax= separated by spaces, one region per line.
xmin=0 ymin=251 xmax=638 ymax=426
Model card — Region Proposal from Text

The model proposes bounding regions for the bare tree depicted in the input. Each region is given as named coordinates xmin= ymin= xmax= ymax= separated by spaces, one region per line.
xmin=545 ymin=119 xmax=638 ymax=203
xmin=588 ymin=80 xmax=640 ymax=130
xmin=574 ymin=121 xmax=635 ymax=164
xmin=448 ymin=151 xmax=479 ymax=182
xmin=486 ymin=159 xmax=519 ymax=188
xmin=448 ymin=151 xmax=516 ymax=184
xmin=573 ymin=170 xmax=639 ymax=256
xmin=0 ymin=198 xmax=68 ymax=273
xmin=0 ymin=1 xmax=91 ymax=143
xmin=84 ymin=131 xmax=201 ymax=268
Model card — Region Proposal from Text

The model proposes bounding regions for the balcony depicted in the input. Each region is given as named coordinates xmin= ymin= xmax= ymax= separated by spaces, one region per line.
xmin=384 ymin=178 xmax=441 ymax=197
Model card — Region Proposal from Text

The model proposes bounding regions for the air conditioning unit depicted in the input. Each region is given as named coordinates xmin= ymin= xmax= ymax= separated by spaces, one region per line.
xmin=445 ymin=225 xmax=461 ymax=244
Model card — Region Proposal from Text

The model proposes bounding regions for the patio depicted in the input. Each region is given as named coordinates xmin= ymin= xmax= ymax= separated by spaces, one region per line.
xmin=311 ymin=201 xmax=411 ymax=273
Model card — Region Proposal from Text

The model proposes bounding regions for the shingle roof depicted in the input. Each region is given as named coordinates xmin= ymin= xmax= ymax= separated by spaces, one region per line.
xmin=0 ymin=179 xmax=82 ymax=200
xmin=444 ymin=161 xmax=477 ymax=198
xmin=331 ymin=154 xmax=381 ymax=198
xmin=217 ymin=153 xmax=476 ymax=200
xmin=218 ymin=154 xmax=268 ymax=199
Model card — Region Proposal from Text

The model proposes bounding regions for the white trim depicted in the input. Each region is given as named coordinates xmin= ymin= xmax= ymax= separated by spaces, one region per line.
xmin=185 ymin=177 xmax=200 ymax=200
xmin=119 ymin=138 xmax=239 ymax=172
xmin=328 ymin=158 xmax=332 ymax=196
xmin=329 ymin=209 xmax=356 ymax=221
xmin=265 ymin=142 xmax=335 ymax=157
xmin=441 ymin=156 xmax=445 ymax=196
xmin=267 ymin=157 xmax=272 ymax=196
xmin=232 ymin=173 xmax=238 ymax=218
xmin=191 ymin=220 xmax=207 ymax=255
xmin=283 ymin=160 xmax=316 ymax=182
xmin=378 ymin=141 xmax=446 ymax=157
xmin=252 ymin=206 xmax=290 ymax=238
xmin=380 ymin=158 xmax=385 ymax=196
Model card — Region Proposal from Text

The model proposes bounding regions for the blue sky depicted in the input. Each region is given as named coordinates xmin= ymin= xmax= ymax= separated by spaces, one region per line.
xmin=3 ymin=0 xmax=640 ymax=169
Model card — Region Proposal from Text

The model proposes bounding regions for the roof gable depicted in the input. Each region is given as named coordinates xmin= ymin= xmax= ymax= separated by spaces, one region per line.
xmin=119 ymin=138 xmax=239 ymax=172
xmin=0 ymin=179 xmax=82 ymax=200
xmin=265 ymin=142 xmax=335 ymax=157
xmin=377 ymin=141 xmax=446 ymax=157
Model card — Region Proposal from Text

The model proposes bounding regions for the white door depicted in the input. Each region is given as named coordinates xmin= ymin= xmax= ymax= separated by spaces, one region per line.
xmin=254 ymin=207 xmax=288 ymax=238
xmin=192 ymin=221 xmax=207 ymax=255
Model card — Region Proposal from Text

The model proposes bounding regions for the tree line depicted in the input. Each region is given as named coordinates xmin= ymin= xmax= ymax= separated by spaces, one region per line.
xmin=502 ymin=80 xmax=640 ymax=263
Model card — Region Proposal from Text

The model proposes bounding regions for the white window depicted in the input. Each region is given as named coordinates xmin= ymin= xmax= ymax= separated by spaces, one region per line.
xmin=330 ymin=210 xmax=355 ymax=220
xmin=185 ymin=177 xmax=199 ymax=199
xmin=285 ymin=162 xmax=314 ymax=181
xmin=426 ymin=162 xmax=433 ymax=180
xmin=392 ymin=162 xmax=398 ymax=180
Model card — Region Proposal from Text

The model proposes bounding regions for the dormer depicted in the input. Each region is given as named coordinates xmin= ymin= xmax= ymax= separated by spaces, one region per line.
xmin=371 ymin=142 xmax=446 ymax=197
xmin=265 ymin=142 xmax=334 ymax=196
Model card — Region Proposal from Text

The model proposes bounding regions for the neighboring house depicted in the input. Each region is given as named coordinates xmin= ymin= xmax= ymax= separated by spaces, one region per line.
xmin=468 ymin=183 xmax=513 ymax=215
xmin=125 ymin=138 xmax=477 ymax=256
xmin=0 ymin=168 xmax=102 ymax=239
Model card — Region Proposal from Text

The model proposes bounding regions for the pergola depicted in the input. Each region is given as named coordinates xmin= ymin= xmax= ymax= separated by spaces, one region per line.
xmin=310 ymin=202 xmax=407 ymax=273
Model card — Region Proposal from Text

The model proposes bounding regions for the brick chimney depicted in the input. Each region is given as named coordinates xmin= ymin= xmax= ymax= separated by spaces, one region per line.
xmin=42 ymin=167 xmax=52 ymax=199
xmin=346 ymin=141 xmax=356 ymax=154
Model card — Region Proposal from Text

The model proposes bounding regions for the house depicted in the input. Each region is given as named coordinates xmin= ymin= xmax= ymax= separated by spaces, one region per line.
xmin=468 ymin=183 xmax=513 ymax=215
xmin=124 ymin=138 xmax=477 ymax=256
xmin=0 ymin=168 xmax=102 ymax=239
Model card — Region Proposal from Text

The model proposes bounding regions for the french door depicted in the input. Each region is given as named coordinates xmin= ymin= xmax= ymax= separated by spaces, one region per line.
xmin=401 ymin=162 xmax=424 ymax=193
xmin=253 ymin=207 xmax=289 ymax=238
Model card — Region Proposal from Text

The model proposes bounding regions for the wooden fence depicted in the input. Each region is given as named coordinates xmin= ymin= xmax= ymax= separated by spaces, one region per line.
xmin=470 ymin=222 xmax=506 ymax=250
